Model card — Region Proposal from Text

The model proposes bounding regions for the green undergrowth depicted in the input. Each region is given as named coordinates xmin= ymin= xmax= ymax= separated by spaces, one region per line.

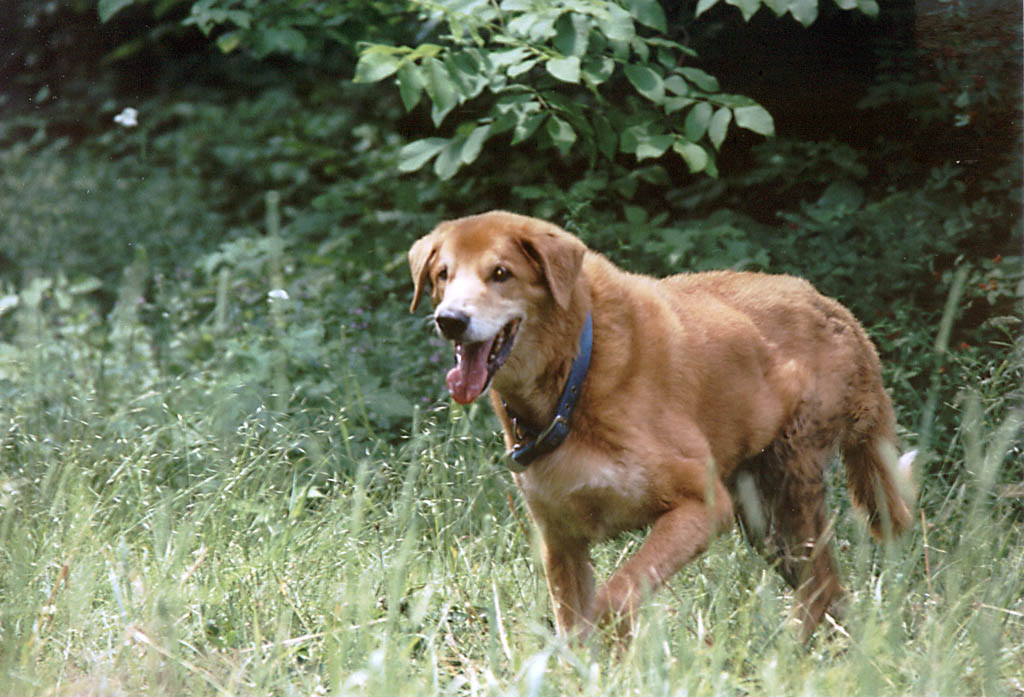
xmin=0 ymin=228 xmax=1021 ymax=695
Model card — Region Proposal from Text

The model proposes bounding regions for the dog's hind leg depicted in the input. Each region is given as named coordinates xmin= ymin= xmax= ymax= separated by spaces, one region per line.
xmin=775 ymin=462 xmax=846 ymax=641
xmin=735 ymin=438 xmax=846 ymax=641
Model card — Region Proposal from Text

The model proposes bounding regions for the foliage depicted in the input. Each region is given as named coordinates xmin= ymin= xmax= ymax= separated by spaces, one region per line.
xmin=90 ymin=0 xmax=885 ymax=182
xmin=0 ymin=141 xmax=225 ymax=292
xmin=694 ymin=0 xmax=879 ymax=25
xmin=859 ymin=1 xmax=1022 ymax=133
xmin=98 ymin=0 xmax=415 ymax=60
xmin=353 ymin=0 xmax=780 ymax=179
xmin=0 ymin=150 xmax=445 ymax=441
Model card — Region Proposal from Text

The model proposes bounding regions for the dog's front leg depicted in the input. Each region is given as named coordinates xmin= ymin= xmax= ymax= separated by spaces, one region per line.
xmin=593 ymin=492 xmax=732 ymax=640
xmin=540 ymin=536 xmax=595 ymax=637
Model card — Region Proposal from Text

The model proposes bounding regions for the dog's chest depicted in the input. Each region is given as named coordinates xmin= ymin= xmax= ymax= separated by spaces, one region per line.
xmin=517 ymin=449 xmax=653 ymax=541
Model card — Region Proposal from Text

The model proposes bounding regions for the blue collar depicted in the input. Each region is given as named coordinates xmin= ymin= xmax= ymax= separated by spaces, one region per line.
xmin=505 ymin=312 xmax=593 ymax=471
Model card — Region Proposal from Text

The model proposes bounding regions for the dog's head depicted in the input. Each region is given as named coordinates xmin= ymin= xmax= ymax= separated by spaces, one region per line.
xmin=409 ymin=211 xmax=585 ymax=404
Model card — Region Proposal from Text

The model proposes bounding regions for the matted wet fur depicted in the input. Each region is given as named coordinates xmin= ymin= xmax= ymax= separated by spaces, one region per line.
xmin=409 ymin=210 xmax=915 ymax=641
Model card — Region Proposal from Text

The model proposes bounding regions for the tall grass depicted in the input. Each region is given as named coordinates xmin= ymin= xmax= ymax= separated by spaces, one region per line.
xmin=2 ymin=269 xmax=1022 ymax=697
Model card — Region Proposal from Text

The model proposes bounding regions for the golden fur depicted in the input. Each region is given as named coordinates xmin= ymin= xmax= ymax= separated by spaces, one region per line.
xmin=409 ymin=210 xmax=915 ymax=641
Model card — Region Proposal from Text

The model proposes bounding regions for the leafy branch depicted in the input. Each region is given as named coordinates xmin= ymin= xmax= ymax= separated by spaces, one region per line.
xmin=354 ymin=0 xmax=787 ymax=178
xmin=95 ymin=0 xmax=880 ymax=180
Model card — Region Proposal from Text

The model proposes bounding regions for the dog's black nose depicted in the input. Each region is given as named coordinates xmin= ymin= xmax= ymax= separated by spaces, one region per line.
xmin=436 ymin=310 xmax=470 ymax=340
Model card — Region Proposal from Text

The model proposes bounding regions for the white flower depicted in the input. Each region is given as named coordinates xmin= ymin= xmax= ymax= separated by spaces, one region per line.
xmin=114 ymin=107 xmax=138 ymax=128
xmin=267 ymin=289 xmax=290 ymax=301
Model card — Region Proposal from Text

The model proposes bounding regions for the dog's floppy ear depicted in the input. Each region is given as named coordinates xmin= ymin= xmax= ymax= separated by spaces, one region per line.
xmin=408 ymin=231 xmax=439 ymax=312
xmin=518 ymin=227 xmax=585 ymax=310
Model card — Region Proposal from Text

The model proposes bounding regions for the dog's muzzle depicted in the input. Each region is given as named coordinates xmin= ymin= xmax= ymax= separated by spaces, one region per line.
xmin=436 ymin=310 xmax=470 ymax=341
xmin=435 ymin=310 xmax=520 ymax=405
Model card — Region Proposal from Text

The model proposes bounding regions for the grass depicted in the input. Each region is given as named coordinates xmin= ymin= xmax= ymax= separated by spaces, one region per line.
xmin=1 ymin=306 xmax=1022 ymax=697
xmin=0 ymin=148 xmax=1021 ymax=696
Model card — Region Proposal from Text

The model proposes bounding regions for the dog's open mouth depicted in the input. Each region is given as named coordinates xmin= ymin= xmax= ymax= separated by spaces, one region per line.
xmin=445 ymin=319 xmax=520 ymax=405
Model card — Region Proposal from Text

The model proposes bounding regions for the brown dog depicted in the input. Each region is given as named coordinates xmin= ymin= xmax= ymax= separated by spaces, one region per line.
xmin=409 ymin=210 xmax=915 ymax=641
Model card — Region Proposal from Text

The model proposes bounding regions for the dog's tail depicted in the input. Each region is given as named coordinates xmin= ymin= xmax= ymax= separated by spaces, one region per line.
xmin=842 ymin=421 xmax=916 ymax=540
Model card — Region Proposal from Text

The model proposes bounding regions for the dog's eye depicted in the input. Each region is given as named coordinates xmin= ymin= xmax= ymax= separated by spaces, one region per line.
xmin=437 ymin=267 xmax=448 ymax=282
xmin=491 ymin=266 xmax=512 ymax=282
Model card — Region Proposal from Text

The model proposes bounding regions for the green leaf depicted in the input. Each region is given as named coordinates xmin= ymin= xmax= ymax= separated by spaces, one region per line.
xmin=725 ymin=0 xmax=762 ymax=21
xmin=627 ymin=0 xmax=667 ymax=32
xmin=98 ymin=0 xmax=135 ymax=22
xmin=582 ymin=56 xmax=616 ymax=86
xmin=733 ymin=105 xmax=775 ymax=136
xmin=856 ymin=0 xmax=879 ymax=16
xmin=225 ymin=10 xmax=251 ymax=29
xmin=673 ymin=140 xmax=709 ymax=173
xmin=553 ymin=13 xmax=590 ymax=56
xmin=624 ymin=205 xmax=648 ymax=224
xmin=546 ymin=116 xmax=577 ymax=155
xmin=490 ymin=110 xmax=518 ymax=135
xmin=507 ymin=58 xmax=538 ymax=78
xmin=494 ymin=93 xmax=538 ymax=113
xmin=592 ymin=113 xmax=618 ymax=159
xmin=448 ymin=52 xmax=489 ymax=100
xmin=694 ymin=0 xmax=721 ymax=17
xmin=816 ymin=180 xmax=864 ymax=214
xmin=664 ymin=96 xmax=695 ymax=115
xmin=434 ymin=138 xmax=465 ymax=180
xmin=679 ymin=67 xmax=720 ymax=93
xmin=507 ymin=12 xmax=558 ymax=41
xmin=631 ymin=37 xmax=650 ymax=63
xmin=423 ymin=57 xmax=459 ymax=126
xmin=461 ymin=125 xmax=492 ymax=164
xmin=624 ymin=64 xmax=665 ymax=104
xmin=601 ymin=4 xmax=636 ymax=42
xmin=408 ymin=43 xmax=444 ymax=61
xmin=397 ymin=62 xmax=425 ymax=111
xmin=354 ymin=49 xmax=403 ymax=83
xmin=398 ymin=138 xmax=448 ymax=172
xmin=710 ymin=93 xmax=759 ymax=108
xmin=635 ymin=134 xmax=675 ymax=160
xmin=709 ymin=107 xmax=732 ymax=150
xmin=546 ymin=56 xmax=581 ymax=84
xmin=684 ymin=102 xmax=713 ymax=142
xmin=101 ymin=37 xmax=145 ymax=63
xmin=665 ymin=75 xmax=688 ymax=96
xmin=787 ymin=0 xmax=819 ymax=25
xmin=704 ymin=150 xmax=720 ymax=177
xmin=512 ymin=112 xmax=546 ymax=145
xmin=491 ymin=47 xmax=531 ymax=69
xmin=216 ymin=32 xmax=241 ymax=54
xmin=619 ymin=125 xmax=642 ymax=155
xmin=257 ymin=27 xmax=307 ymax=57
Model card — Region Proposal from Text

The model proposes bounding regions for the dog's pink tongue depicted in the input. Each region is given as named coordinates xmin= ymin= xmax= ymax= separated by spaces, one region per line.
xmin=446 ymin=340 xmax=491 ymax=404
